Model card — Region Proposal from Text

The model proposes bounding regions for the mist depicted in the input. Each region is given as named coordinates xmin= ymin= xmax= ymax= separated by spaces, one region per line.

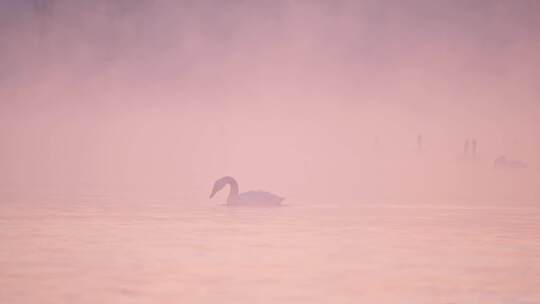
xmin=1 ymin=0 xmax=539 ymax=204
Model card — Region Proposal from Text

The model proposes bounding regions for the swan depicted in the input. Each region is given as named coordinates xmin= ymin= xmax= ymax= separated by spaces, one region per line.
xmin=209 ymin=176 xmax=284 ymax=206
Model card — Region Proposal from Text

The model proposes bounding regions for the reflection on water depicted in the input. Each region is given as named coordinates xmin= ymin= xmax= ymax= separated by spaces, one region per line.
xmin=1 ymin=195 xmax=539 ymax=303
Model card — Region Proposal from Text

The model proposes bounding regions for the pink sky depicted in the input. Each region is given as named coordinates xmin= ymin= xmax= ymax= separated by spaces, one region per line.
xmin=1 ymin=0 xmax=539 ymax=203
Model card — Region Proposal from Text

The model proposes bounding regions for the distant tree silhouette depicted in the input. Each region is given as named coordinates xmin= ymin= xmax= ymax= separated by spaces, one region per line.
xmin=31 ymin=0 xmax=56 ymax=39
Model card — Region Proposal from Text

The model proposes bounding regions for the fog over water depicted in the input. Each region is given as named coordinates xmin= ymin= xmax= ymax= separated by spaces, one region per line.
xmin=1 ymin=1 xmax=540 ymax=303
xmin=1 ymin=0 xmax=539 ymax=203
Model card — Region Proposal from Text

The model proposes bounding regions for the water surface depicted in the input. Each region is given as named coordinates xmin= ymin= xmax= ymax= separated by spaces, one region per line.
xmin=1 ymin=195 xmax=539 ymax=303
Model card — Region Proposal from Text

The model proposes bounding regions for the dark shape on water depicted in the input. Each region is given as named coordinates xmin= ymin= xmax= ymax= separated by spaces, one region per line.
xmin=209 ymin=176 xmax=284 ymax=206
xmin=494 ymin=155 xmax=527 ymax=169
xmin=461 ymin=138 xmax=477 ymax=161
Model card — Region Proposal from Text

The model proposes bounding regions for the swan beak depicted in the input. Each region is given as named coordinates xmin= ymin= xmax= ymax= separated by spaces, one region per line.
xmin=209 ymin=188 xmax=217 ymax=198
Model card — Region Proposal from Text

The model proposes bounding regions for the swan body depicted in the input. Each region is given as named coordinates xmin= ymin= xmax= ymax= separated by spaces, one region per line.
xmin=209 ymin=176 xmax=284 ymax=206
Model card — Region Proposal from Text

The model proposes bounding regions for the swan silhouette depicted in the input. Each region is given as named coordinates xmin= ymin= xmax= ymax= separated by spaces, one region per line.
xmin=209 ymin=176 xmax=284 ymax=206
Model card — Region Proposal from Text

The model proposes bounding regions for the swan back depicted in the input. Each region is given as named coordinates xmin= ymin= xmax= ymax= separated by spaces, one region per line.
xmin=231 ymin=191 xmax=284 ymax=206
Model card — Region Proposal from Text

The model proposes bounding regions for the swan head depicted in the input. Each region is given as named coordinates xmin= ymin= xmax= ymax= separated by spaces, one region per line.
xmin=209 ymin=176 xmax=234 ymax=198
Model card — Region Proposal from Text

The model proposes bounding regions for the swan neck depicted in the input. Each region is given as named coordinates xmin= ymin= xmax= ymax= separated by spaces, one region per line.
xmin=226 ymin=179 xmax=239 ymax=203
